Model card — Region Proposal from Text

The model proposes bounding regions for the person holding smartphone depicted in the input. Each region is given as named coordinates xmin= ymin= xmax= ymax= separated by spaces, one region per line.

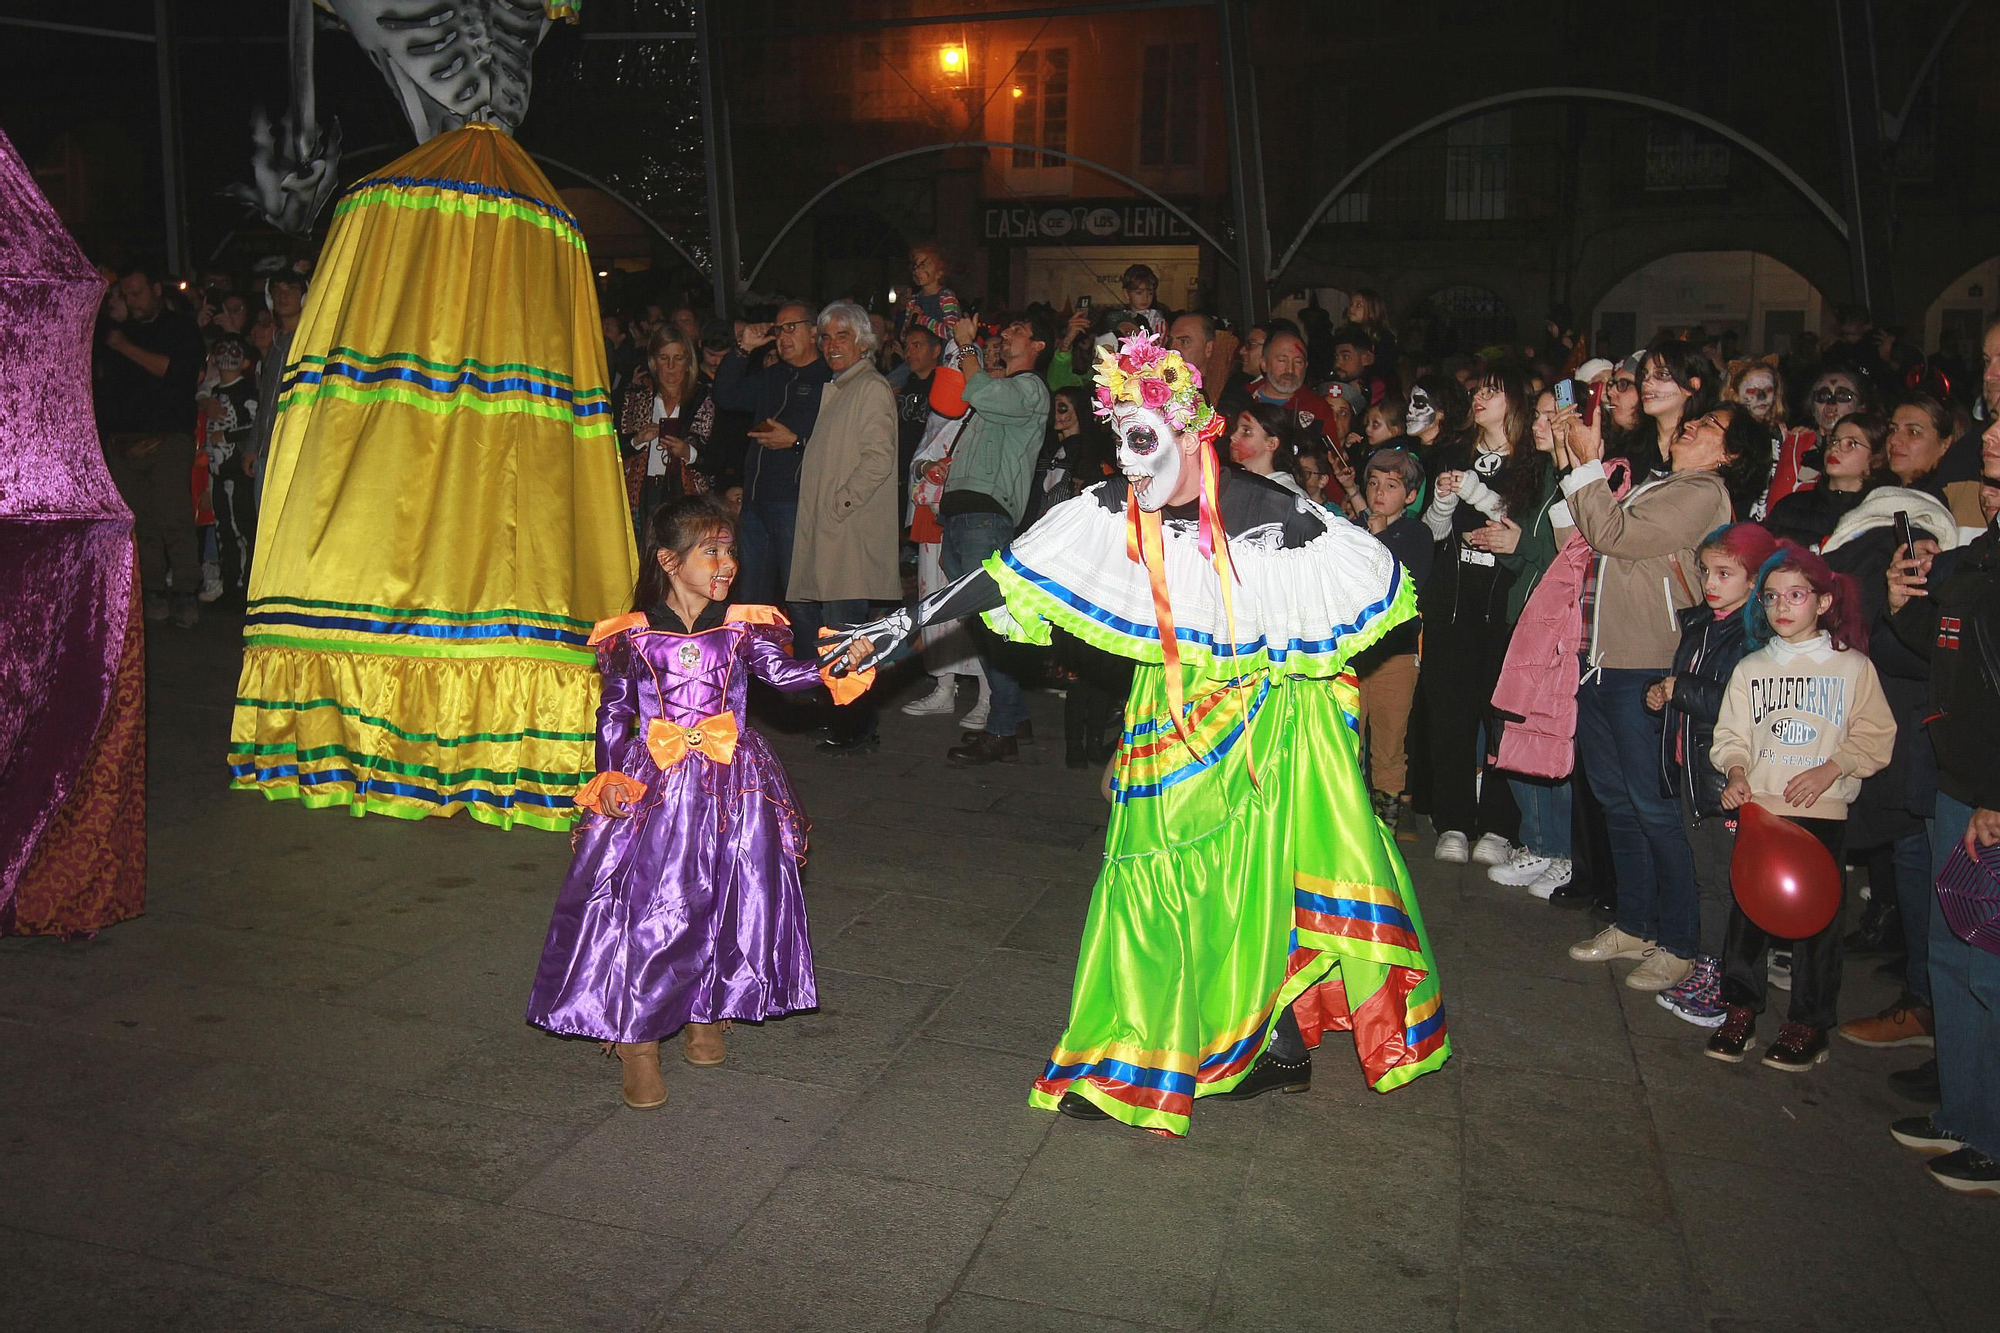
xmin=711 ymin=303 xmax=832 ymax=609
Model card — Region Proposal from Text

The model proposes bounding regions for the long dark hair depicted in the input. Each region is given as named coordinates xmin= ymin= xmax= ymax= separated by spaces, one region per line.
xmin=1238 ymin=400 xmax=1308 ymax=478
xmin=1711 ymin=402 xmax=1775 ymax=519
xmin=1434 ymin=363 xmax=1545 ymax=518
xmin=633 ymin=494 xmax=738 ymax=612
xmin=1408 ymin=371 xmax=1473 ymax=455
xmin=1631 ymin=335 xmax=1718 ymax=472
xmin=1049 ymin=384 xmax=1115 ymax=490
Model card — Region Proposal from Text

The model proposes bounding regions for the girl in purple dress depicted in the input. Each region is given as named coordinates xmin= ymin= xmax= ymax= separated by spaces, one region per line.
xmin=526 ymin=496 xmax=873 ymax=1109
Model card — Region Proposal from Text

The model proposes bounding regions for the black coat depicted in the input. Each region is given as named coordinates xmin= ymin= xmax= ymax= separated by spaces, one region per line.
xmin=1659 ymin=603 xmax=1753 ymax=820
xmin=1762 ymin=484 xmax=1868 ymax=548
xmin=1893 ymin=531 xmax=2000 ymax=811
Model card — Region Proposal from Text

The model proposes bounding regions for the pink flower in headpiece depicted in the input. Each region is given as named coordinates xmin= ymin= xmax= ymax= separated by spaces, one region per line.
xmin=1139 ymin=376 xmax=1173 ymax=409
xmin=1094 ymin=386 xmax=1115 ymax=411
xmin=1187 ymin=364 xmax=1204 ymax=389
xmin=1117 ymin=354 xmax=1137 ymax=373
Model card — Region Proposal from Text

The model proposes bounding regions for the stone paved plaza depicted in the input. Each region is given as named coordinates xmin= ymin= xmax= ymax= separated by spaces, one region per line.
xmin=2 ymin=616 xmax=1993 ymax=1332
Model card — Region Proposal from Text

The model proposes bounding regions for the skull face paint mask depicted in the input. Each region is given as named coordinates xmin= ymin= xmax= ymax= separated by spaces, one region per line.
xmin=1405 ymin=386 xmax=1436 ymax=437
xmin=1738 ymin=371 xmax=1777 ymax=422
xmin=1112 ymin=403 xmax=1184 ymax=512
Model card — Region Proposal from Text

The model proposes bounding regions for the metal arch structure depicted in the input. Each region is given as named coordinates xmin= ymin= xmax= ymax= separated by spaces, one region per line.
xmin=526 ymin=152 xmax=711 ymax=278
xmin=1269 ymin=87 xmax=1852 ymax=289
xmin=743 ymin=141 xmax=1240 ymax=292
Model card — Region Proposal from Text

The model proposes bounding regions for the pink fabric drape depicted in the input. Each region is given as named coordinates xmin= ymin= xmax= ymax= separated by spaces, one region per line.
xmin=0 ymin=128 xmax=140 ymax=929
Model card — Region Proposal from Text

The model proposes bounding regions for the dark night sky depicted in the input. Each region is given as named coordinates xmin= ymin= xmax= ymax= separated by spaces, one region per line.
xmin=0 ymin=1 xmax=705 ymax=281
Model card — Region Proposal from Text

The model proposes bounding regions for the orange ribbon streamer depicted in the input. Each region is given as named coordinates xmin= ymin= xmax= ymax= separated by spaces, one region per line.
xmin=645 ymin=712 xmax=740 ymax=769
xmin=1123 ymin=440 xmax=1257 ymax=785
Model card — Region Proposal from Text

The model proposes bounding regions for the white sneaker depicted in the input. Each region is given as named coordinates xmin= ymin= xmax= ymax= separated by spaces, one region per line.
xmin=901 ymin=678 xmax=958 ymax=716
xmin=1433 ymin=831 xmax=1470 ymax=864
xmin=1526 ymin=858 xmax=1574 ymax=900
xmin=1569 ymin=924 xmax=1655 ymax=962
xmin=1626 ymin=950 xmax=1694 ymax=992
xmin=1487 ymin=848 xmax=1553 ymax=886
xmin=1470 ymin=833 xmax=1514 ymax=866
xmin=198 ymin=573 xmax=225 ymax=603
xmin=958 ymin=698 xmax=991 ymax=731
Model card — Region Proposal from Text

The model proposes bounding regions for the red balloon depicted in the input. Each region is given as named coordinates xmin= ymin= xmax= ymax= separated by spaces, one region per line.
xmin=1730 ymin=802 xmax=1843 ymax=938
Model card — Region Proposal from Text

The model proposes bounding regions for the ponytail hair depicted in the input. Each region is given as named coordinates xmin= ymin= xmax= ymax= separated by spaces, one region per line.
xmin=1742 ymin=539 xmax=1869 ymax=651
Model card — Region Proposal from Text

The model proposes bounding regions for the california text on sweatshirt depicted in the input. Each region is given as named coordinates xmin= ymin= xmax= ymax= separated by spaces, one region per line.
xmin=1709 ymin=632 xmax=1897 ymax=821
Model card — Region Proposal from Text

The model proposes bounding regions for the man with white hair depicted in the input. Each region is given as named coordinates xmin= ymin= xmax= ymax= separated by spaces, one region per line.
xmin=789 ymin=300 xmax=900 ymax=753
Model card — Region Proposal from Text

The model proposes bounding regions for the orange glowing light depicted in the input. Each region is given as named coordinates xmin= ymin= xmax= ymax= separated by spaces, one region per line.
xmin=939 ymin=45 xmax=965 ymax=72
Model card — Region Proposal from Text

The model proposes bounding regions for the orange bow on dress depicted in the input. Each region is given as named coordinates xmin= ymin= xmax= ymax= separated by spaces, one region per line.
xmin=644 ymin=712 xmax=740 ymax=769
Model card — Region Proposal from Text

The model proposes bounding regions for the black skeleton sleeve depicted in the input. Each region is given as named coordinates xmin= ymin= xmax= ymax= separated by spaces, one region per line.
xmin=818 ymin=568 xmax=1006 ymax=675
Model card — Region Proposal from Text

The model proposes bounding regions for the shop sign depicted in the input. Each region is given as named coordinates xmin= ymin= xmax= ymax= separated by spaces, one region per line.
xmin=981 ymin=198 xmax=1198 ymax=245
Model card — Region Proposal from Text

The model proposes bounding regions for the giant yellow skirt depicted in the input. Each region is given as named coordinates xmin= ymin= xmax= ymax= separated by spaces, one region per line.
xmin=228 ymin=124 xmax=637 ymax=831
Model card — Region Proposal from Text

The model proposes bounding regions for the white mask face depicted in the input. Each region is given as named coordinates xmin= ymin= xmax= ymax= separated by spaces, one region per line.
xmin=1111 ymin=403 xmax=1183 ymax=512
xmin=1739 ymin=372 xmax=1776 ymax=420
xmin=1406 ymin=386 xmax=1436 ymax=436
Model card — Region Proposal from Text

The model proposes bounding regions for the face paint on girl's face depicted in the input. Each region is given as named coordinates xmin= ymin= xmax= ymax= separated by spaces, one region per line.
xmin=660 ymin=526 xmax=739 ymax=604
xmin=1738 ymin=372 xmax=1776 ymax=422
xmin=1405 ymin=387 xmax=1436 ymax=436
xmin=1111 ymin=403 xmax=1184 ymax=511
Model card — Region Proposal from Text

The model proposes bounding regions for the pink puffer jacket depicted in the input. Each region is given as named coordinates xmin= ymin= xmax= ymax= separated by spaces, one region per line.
xmin=1491 ymin=462 xmax=1633 ymax=778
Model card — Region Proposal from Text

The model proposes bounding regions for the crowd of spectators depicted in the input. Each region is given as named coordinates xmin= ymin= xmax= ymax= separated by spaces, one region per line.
xmin=93 ymin=241 xmax=2000 ymax=1195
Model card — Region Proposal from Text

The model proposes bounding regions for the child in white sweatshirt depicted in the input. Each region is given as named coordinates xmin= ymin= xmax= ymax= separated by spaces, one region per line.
xmin=1704 ymin=541 xmax=1897 ymax=1071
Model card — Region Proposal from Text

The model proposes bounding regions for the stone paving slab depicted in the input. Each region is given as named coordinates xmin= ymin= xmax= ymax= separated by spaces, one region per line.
xmin=1 ymin=618 xmax=1993 ymax=1331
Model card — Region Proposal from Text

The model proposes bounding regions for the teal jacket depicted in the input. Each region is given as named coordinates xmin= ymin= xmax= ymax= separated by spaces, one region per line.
xmin=1496 ymin=465 xmax=1564 ymax=624
xmin=943 ymin=368 xmax=1051 ymax=524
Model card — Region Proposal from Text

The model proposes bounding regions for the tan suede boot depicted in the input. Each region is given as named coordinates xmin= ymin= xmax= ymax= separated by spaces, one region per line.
xmin=682 ymin=1021 xmax=727 ymax=1067
xmin=614 ymin=1041 xmax=668 ymax=1109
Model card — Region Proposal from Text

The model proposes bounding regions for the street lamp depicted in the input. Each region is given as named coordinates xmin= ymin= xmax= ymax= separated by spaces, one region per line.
xmin=939 ymin=45 xmax=965 ymax=74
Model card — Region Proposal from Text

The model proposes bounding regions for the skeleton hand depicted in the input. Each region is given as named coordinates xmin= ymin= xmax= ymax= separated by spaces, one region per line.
xmin=228 ymin=106 xmax=343 ymax=236
xmin=819 ymin=607 xmax=917 ymax=676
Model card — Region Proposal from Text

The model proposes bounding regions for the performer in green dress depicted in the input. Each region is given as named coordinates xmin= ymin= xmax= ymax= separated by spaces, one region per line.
xmin=824 ymin=332 xmax=1449 ymax=1136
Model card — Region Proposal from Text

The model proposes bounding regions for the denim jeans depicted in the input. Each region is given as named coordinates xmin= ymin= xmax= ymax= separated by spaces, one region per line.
xmin=1511 ymin=778 xmax=1573 ymax=860
xmin=1892 ymin=830 xmax=1934 ymax=1006
xmin=1576 ymin=667 xmax=1700 ymax=958
xmin=942 ymin=512 xmax=1028 ymax=737
xmin=1930 ymin=791 xmax=2000 ymax=1156
xmin=736 ymin=493 xmax=798 ymax=610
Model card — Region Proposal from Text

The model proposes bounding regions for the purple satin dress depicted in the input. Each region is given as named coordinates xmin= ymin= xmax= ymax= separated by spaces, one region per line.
xmin=526 ymin=607 xmax=823 ymax=1042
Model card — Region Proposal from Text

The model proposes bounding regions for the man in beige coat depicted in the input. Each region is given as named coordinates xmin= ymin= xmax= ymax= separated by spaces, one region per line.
xmin=790 ymin=299 xmax=901 ymax=753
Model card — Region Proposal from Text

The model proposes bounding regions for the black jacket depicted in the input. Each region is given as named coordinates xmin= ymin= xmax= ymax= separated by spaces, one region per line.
xmin=1762 ymin=484 xmax=1868 ymax=548
xmin=1892 ymin=529 xmax=2000 ymax=811
xmin=1660 ymin=603 xmax=1753 ymax=819
xmin=711 ymin=351 xmax=832 ymax=505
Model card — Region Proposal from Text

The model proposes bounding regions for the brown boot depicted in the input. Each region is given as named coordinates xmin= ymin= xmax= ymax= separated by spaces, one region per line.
xmin=614 ymin=1041 xmax=668 ymax=1109
xmin=683 ymin=1021 xmax=727 ymax=1067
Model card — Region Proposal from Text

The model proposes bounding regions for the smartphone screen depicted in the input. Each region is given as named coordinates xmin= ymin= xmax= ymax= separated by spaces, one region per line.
xmin=1077 ymin=295 xmax=1092 ymax=310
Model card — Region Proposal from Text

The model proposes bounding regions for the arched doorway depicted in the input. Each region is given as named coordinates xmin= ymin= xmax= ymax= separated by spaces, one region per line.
xmin=1590 ymin=251 xmax=1830 ymax=362
xmin=1919 ymin=257 xmax=1999 ymax=364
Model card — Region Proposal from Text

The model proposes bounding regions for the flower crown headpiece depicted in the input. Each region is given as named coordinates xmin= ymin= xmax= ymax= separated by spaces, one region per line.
xmin=1092 ymin=334 xmax=1224 ymax=443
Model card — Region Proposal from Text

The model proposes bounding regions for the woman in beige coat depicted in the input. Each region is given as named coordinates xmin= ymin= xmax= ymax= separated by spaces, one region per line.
xmin=1552 ymin=354 xmax=1768 ymax=992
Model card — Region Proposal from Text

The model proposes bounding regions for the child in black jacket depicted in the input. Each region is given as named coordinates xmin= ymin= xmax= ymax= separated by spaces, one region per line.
xmin=1646 ymin=524 xmax=1777 ymax=1026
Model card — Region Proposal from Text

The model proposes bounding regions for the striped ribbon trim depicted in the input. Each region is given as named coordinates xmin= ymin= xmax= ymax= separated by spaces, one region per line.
xmin=278 ymin=348 xmax=612 ymax=431
xmin=335 ymin=174 xmax=586 ymax=249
